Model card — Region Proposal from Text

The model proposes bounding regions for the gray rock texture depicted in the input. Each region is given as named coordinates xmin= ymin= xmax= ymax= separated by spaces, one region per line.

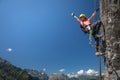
xmin=100 ymin=0 xmax=120 ymax=80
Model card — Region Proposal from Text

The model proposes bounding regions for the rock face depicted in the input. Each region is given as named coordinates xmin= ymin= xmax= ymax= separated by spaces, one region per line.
xmin=0 ymin=58 xmax=33 ymax=80
xmin=100 ymin=0 xmax=120 ymax=80
xmin=25 ymin=69 xmax=49 ymax=80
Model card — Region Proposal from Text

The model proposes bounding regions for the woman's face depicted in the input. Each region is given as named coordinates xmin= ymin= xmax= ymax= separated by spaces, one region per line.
xmin=80 ymin=17 xmax=86 ymax=21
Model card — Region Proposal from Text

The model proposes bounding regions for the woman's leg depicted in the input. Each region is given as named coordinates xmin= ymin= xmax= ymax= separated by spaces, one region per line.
xmin=92 ymin=20 xmax=102 ymax=34
xmin=92 ymin=20 xmax=105 ymax=56
xmin=93 ymin=34 xmax=100 ymax=52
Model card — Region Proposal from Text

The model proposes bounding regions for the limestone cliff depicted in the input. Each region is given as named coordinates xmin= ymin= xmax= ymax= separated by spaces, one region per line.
xmin=100 ymin=0 xmax=120 ymax=80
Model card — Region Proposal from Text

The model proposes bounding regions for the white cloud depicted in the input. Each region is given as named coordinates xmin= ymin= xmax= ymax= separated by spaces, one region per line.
xmin=77 ymin=70 xmax=84 ymax=75
xmin=85 ymin=69 xmax=98 ymax=76
xmin=67 ymin=74 xmax=73 ymax=78
xmin=67 ymin=74 xmax=78 ymax=78
xmin=7 ymin=48 xmax=12 ymax=52
xmin=67 ymin=69 xmax=99 ymax=78
xmin=59 ymin=69 xmax=65 ymax=72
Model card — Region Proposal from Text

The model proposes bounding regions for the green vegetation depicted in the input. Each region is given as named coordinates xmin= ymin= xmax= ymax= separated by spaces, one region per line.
xmin=0 ymin=58 xmax=33 ymax=80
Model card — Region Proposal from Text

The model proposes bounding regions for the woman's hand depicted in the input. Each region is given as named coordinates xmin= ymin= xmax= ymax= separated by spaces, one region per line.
xmin=71 ymin=12 xmax=75 ymax=17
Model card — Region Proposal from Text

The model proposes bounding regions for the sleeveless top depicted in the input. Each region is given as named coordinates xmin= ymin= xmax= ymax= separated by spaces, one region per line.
xmin=80 ymin=18 xmax=91 ymax=28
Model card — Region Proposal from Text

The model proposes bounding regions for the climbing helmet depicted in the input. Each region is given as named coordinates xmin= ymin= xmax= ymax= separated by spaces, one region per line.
xmin=79 ymin=14 xmax=86 ymax=18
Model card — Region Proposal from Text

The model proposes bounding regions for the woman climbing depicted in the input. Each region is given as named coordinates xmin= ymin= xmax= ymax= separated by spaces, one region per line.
xmin=71 ymin=8 xmax=102 ymax=56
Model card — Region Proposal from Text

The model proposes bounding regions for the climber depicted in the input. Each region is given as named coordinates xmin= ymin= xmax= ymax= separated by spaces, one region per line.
xmin=71 ymin=8 xmax=102 ymax=56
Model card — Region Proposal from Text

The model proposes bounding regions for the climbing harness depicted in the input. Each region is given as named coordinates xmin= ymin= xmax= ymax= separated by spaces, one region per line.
xmin=82 ymin=24 xmax=93 ymax=44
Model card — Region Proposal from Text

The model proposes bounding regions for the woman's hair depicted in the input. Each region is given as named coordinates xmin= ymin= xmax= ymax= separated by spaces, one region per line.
xmin=84 ymin=17 xmax=87 ymax=20
xmin=80 ymin=17 xmax=87 ymax=21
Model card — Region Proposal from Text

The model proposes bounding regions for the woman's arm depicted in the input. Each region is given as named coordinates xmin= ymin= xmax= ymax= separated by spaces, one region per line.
xmin=89 ymin=8 xmax=99 ymax=21
xmin=89 ymin=11 xmax=97 ymax=21
xmin=71 ymin=13 xmax=81 ymax=23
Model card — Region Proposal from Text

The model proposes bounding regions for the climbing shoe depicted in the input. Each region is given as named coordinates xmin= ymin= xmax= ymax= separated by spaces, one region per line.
xmin=96 ymin=52 xmax=101 ymax=56
xmin=96 ymin=52 xmax=104 ymax=56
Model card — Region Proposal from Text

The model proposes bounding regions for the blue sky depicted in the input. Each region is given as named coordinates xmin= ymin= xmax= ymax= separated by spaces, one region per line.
xmin=0 ymin=0 xmax=104 ymax=74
